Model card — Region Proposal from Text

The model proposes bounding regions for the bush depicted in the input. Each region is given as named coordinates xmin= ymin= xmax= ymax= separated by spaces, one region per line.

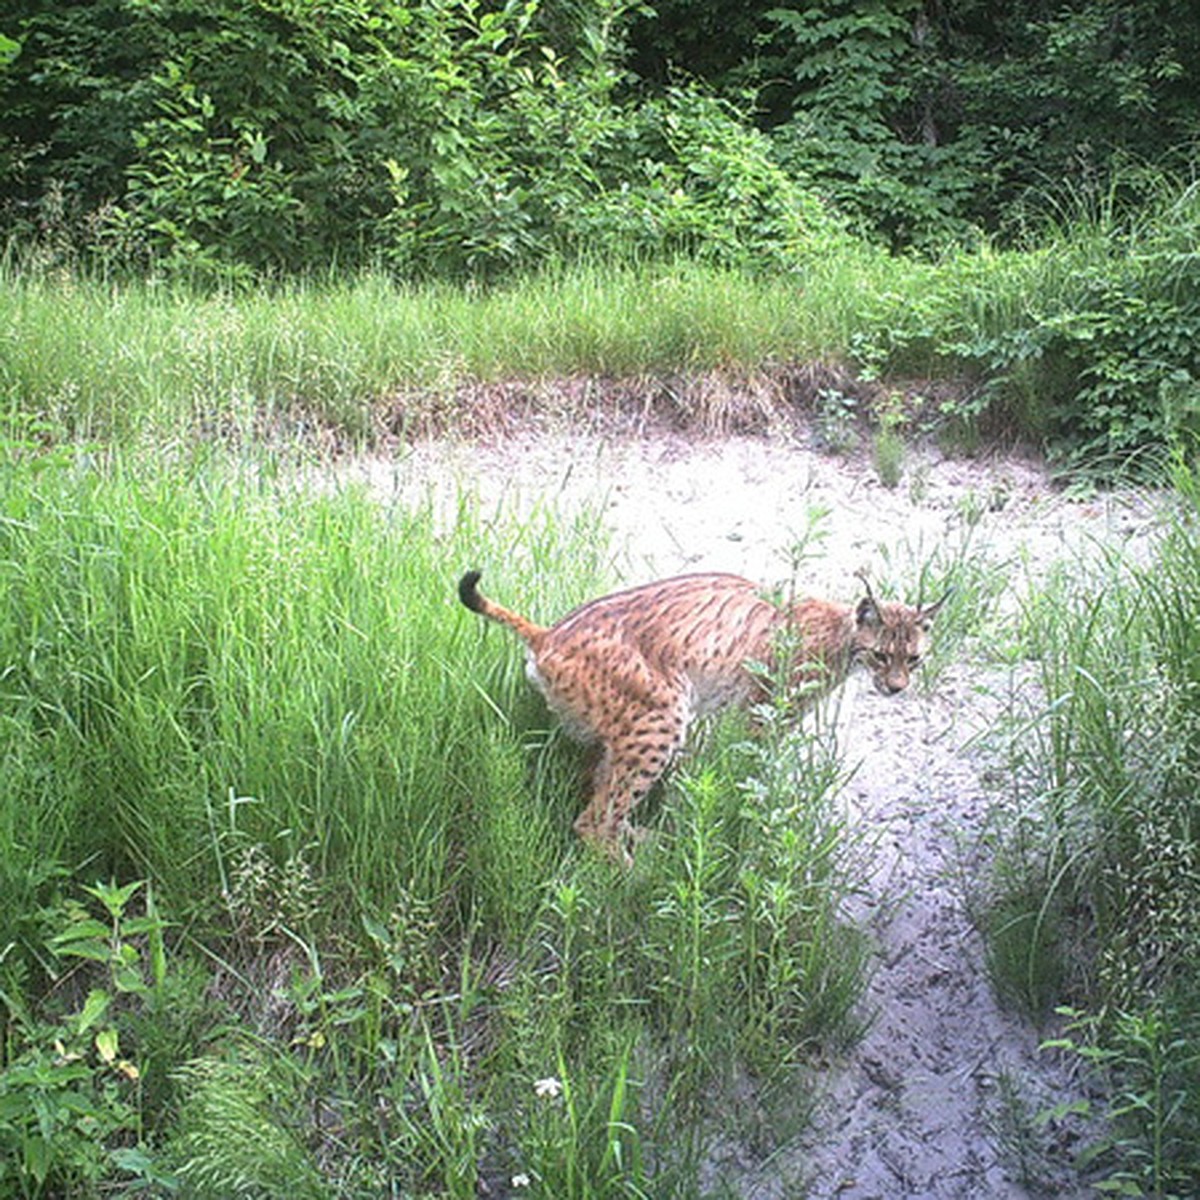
xmin=974 ymin=182 xmax=1200 ymax=469
xmin=834 ymin=175 xmax=1200 ymax=468
xmin=0 ymin=0 xmax=842 ymax=279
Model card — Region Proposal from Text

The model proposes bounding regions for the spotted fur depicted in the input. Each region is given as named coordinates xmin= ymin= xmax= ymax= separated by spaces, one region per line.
xmin=459 ymin=570 xmax=944 ymax=863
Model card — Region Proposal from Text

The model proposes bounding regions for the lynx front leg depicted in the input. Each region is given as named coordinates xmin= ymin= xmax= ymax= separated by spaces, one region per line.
xmin=573 ymin=704 xmax=689 ymax=864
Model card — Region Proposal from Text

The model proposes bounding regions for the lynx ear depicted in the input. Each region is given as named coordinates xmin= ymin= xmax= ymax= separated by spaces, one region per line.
xmin=856 ymin=594 xmax=883 ymax=629
xmin=854 ymin=568 xmax=882 ymax=629
xmin=918 ymin=588 xmax=952 ymax=626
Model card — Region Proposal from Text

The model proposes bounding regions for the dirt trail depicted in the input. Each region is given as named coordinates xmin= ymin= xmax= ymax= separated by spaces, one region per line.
xmin=782 ymin=663 xmax=1086 ymax=1199
xmin=354 ymin=428 xmax=1159 ymax=1197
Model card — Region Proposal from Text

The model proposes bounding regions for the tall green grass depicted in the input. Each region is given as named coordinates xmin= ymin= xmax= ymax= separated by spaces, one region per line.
xmin=0 ymin=448 xmax=866 ymax=1196
xmin=979 ymin=458 xmax=1200 ymax=1195
xmin=0 ymin=244 xmax=1055 ymax=443
xmin=6 ymin=170 xmax=1199 ymax=462
xmin=0 ymin=258 xmax=845 ymax=442
xmin=0 ymin=456 xmax=576 ymax=918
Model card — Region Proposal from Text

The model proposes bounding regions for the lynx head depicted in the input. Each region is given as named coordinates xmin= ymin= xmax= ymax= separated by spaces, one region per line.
xmin=853 ymin=583 xmax=947 ymax=696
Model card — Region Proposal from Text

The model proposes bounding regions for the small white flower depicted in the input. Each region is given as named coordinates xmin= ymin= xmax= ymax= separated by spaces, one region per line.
xmin=533 ymin=1076 xmax=562 ymax=1099
xmin=511 ymin=1173 xmax=531 ymax=1188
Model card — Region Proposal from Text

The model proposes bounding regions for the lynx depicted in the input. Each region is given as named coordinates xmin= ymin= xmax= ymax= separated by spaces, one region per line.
xmin=459 ymin=569 xmax=945 ymax=863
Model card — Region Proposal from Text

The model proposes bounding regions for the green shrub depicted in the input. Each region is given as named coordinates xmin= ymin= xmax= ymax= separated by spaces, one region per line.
xmin=838 ymin=175 xmax=1200 ymax=468
xmin=1 ymin=0 xmax=843 ymax=279
xmin=0 ymin=880 xmax=179 ymax=1198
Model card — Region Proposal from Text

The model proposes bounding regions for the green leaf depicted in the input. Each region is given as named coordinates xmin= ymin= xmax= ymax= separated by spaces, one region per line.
xmin=1034 ymin=1097 xmax=1090 ymax=1126
xmin=52 ymin=918 xmax=110 ymax=944
xmin=23 ymin=1134 xmax=49 ymax=1185
xmin=77 ymin=988 xmax=112 ymax=1034
xmin=83 ymin=880 xmax=144 ymax=920
xmin=53 ymin=941 xmax=111 ymax=963
xmin=114 ymin=965 xmax=149 ymax=994
xmin=146 ymin=885 xmax=167 ymax=991
xmin=111 ymin=1145 xmax=181 ymax=1187
xmin=95 ymin=1027 xmax=119 ymax=1064
xmin=119 ymin=915 xmax=162 ymax=936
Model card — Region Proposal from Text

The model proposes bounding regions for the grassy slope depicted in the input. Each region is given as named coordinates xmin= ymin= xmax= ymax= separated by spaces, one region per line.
xmin=0 ymin=251 xmax=1035 ymax=443
xmin=6 ymin=176 xmax=1198 ymax=456
xmin=0 ymin=454 xmax=866 ymax=1197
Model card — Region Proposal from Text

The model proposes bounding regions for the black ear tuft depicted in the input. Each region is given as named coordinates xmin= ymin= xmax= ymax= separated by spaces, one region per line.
xmin=919 ymin=587 xmax=953 ymax=625
xmin=459 ymin=570 xmax=484 ymax=612
xmin=856 ymin=595 xmax=882 ymax=629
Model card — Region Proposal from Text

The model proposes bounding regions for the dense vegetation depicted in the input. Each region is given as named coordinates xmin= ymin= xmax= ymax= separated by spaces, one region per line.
xmin=5 ymin=0 xmax=1199 ymax=270
xmin=6 ymin=193 xmax=1200 ymax=470
xmin=3 ymin=0 xmax=1199 ymax=465
xmin=980 ymin=459 xmax=1200 ymax=1195
xmin=0 ymin=454 xmax=873 ymax=1196
xmin=2 ymin=2 xmax=1200 ymax=1195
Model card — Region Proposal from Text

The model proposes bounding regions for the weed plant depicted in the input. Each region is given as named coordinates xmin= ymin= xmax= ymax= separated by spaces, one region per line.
xmin=979 ymin=458 xmax=1200 ymax=1195
xmin=871 ymin=427 xmax=906 ymax=490
xmin=0 ymin=448 xmax=866 ymax=1196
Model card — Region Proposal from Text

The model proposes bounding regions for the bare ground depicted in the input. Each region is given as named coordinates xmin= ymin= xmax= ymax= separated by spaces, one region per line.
xmin=347 ymin=421 xmax=1160 ymax=1198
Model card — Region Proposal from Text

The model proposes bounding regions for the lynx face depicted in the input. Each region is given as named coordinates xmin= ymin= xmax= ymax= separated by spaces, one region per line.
xmin=460 ymin=570 xmax=945 ymax=863
xmin=853 ymin=595 xmax=937 ymax=696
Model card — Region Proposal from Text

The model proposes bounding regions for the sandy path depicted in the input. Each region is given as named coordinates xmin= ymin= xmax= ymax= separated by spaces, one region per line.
xmin=351 ymin=429 xmax=1158 ymax=1197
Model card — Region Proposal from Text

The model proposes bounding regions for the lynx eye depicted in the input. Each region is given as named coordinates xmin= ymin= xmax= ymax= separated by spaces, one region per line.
xmin=870 ymin=650 xmax=890 ymax=665
xmin=907 ymin=654 xmax=922 ymax=667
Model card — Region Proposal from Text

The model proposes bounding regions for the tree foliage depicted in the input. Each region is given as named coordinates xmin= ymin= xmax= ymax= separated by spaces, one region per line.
xmin=0 ymin=0 xmax=845 ymax=277
xmin=631 ymin=0 xmax=1200 ymax=247
xmin=4 ymin=0 xmax=1198 ymax=273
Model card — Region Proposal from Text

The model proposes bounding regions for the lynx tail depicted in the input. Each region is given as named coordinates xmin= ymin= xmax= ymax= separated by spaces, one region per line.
xmin=458 ymin=569 xmax=487 ymax=613
xmin=457 ymin=570 xmax=545 ymax=645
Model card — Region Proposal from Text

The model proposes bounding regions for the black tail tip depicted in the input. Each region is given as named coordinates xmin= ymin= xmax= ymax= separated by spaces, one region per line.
xmin=458 ymin=570 xmax=484 ymax=611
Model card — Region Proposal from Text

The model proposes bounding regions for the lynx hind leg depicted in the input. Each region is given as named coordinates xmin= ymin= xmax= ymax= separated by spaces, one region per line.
xmin=573 ymin=704 xmax=689 ymax=864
